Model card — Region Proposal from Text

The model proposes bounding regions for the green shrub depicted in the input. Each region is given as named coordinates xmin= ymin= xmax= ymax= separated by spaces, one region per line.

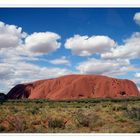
xmin=0 ymin=125 xmax=5 ymax=132
xmin=75 ymin=110 xmax=102 ymax=128
xmin=6 ymin=116 xmax=27 ymax=132
xmin=11 ymin=106 xmax=19 ymax=113
xmin=48 ymin=118 xmax=65 ymax=129
xmin=112 ymin=105 xmax=127 ymax=111
xmin=28 ymin=106 xmax=40 ymax=115
xmin=30 ymin=109 xmax=39 ymax=115
xmin=76 ymin=113 xmax=90 ymax=127
xmin=127 ymin=107 xmax=140 ymax=120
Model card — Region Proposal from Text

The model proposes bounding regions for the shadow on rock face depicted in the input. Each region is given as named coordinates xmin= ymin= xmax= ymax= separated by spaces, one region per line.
xmin=0 ymin=93 xmax=7 ymax=100
xmin=7 ymin=84 xmax=32 ymax=99
xmin=120 ymin=91 xmax=126 ymax=96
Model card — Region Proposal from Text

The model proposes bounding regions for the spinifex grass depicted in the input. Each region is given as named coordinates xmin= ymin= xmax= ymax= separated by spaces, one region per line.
xmin=0 ymin=97 xmax=140 ymax=133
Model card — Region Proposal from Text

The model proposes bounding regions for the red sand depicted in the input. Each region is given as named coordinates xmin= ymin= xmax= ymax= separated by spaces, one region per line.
xmin=7 ymin=74 xmax=140 ymax=100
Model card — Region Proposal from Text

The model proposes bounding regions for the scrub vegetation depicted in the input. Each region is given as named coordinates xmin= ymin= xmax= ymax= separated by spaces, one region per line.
xmin=0 ymin=97 xmax=140 ymax=133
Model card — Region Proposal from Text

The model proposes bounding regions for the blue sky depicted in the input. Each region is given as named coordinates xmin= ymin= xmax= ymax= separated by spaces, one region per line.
xmin=0 ymin=8 xmax=140 ymax=41
xmin=0 ymin=8 xmax=140 ymax=93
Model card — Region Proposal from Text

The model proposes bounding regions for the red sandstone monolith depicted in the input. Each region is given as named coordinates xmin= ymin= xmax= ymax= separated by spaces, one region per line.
xmin=7 ymin=74 xmax=140 ymax=100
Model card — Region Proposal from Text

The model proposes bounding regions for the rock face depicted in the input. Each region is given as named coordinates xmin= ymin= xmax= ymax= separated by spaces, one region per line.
xmin=7 ymin=74 xmax=140 ymax=100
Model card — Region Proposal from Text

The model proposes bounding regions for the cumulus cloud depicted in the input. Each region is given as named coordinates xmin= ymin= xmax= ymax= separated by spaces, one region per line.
xmin=0 ymin=63 xmax=15 ymax=80
xmin=132 ymin=78 xmax=140 ymax=91
xmin=0 ymin=21 xmax=65 ymax=93
xmin=24 ymin=32 xmax=61 ymax=54
xmin=0 ymin=61 xmax=72 ymax=93
xmin=49 ymin=56 xmax=71 ymax=66
xmin=134 ymin=12 xmax=140 ymax=25
xmin=101 ymin=32 xmax=140 ymax=59
xmin=135 ymin=73 xmax=140 ymax=78
xmin=0 ymin=20 xmax=140 ymax=92
xmin=0 ymin=21 xmax=26 ymax=49
xmin=76 ymin=58 xmax=136 ymax=77
xmin=12 ymin=62 xmax=71 ymax=80
xmin=65 ymin=35 xmax=116 ymax=56
xmin=0 ymin=46 xmax=40 ymax=64
xmin=0 ymin=21 xmax=61 ymax=57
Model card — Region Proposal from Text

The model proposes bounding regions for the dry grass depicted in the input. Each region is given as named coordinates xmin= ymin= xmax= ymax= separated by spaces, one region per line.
xmin=0 ymin=98 xmax=140 ymax=133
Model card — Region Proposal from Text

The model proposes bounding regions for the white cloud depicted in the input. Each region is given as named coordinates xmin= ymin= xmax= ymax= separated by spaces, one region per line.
xmin=134 ymin=12 xmax=140 ymax=25
xmin=0 ymin=20 xmax=140 ymax=93
xmin=76 ymin=58 xmax=136 ymax=77
xmin=0 ymin=61 xmax=72 ymax=93
xmin=0 ymin=21 xmax=42 ymax=63
xmin=0 ymin=46 xmax=41 ymax=64
xmin=135 ymin=73 xmax=140 ymax=78
xmin=0 ymin=21 xmax=61 ymax=59
xmin=65 ymin=35 xmax=115 ymax=56
xmin=101 ymin=32 xmax=140 ymax=59
xmin=24 ymin=32 xmax=61 ymax=54
xmin=12 ymin=62 xmax=71 ymax=80
xmin=0 ymin=21 xmax=66 ymax=93
xmin=0 ymin=21 xmax=26 ymax=49
xmin=49 ymin=56 xmax=70 ymax=66
xmin=0 ymin=63 xmax=15 ymax=80
xmin=132 ymin=78 xmax=140 ymax=91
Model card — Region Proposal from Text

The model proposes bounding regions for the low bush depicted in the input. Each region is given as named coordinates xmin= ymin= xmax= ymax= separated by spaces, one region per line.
xmin=28 ymin=106 xmax=40 ymax=115
xmin=0 ymin=125 xmax=6 ymax=132
xmin=48 ymin=118 xmax=65 ymax=129
xmin=6 ymin=116 xmax=27 ymax=132
xmin=127 ymin=107 xmax=140 ymax=120
xmin=75 ymin=110 xmax=102 ymax=128
xmin=11 ymin=106 xmax=19 ymax=113
xmin=112 ymin=105 xmax=127 ymax=111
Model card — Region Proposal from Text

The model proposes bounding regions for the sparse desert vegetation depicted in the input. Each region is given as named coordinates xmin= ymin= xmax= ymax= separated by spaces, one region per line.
xmin=0 ymin=98 xmax=140 ymax=133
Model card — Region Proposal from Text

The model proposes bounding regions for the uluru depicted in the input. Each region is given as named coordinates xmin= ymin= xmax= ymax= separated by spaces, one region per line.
xmin=7 ymin=74 xmax=139 ymax=100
